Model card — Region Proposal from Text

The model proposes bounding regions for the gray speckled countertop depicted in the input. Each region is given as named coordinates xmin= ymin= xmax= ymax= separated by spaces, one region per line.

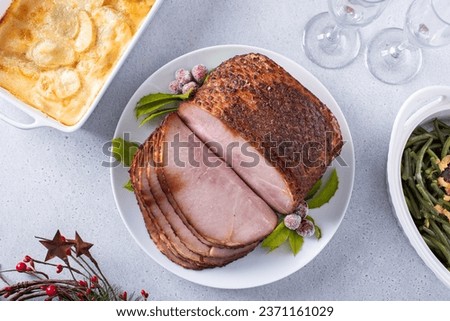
xmin=1 ymin=0 xmax=450 ymax=300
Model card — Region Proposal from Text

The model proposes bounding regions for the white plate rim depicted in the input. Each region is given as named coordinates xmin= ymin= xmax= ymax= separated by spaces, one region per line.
xmin=110 ymin=44 xmax=355 ymax=289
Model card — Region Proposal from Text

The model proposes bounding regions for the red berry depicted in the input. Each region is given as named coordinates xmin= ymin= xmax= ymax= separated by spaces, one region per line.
xmin=56 ymin=264 xmax=63 ymax=274
xmin=90 ymin=275 xmax=98 ymax=283
xmin=40 ymin=285 xmax=47 ymax=290
xmin=3 ymin=293 xmax=10 ymax=298
xmin=296 ymin=219 xmax=315 ymax=237
xmin=175 ymin=68 xmax=193 ymax=85
xmin=284 ymin=214 xmax=302 ymax=230
xmin=294 ymin=201 xmax=309 ymax=219
xmin=191 ymin=64 xmax=208 ymax=84
xmin=85 ymin=288 xmax=92 ymax=296
xmin=26 ymin=267 xmax=33 ymax=272
xmin=119 ymin=291 xmax=127 ymax=301
xmin=141 ymin=289 xmax=149 ymax=299
xmin=23 ymin=255 xmax=31 ymax=263
xmin=77 ymin=293 xmax=84 ymax=300
xmin=45 ymin=285 xmax=57 ymax=297
xmin=66 ymin=249 xmax=72 ymax=256
xmin=168 ymin=80 xmax=182 ymax=94
xmin=181 ymin=81 xmax=198 ymax=95
xmin=29 ymin=260 xmax=35 ymax=268
xmin=15 ymin=262 xmax=27 ymax=272
xmin=60 ymin=235 xmax=66 ymax=242
xmin=78 ymin=280 xmax=88 ymax=287
xmin=3 ymin=287 xmax=12 ymax=292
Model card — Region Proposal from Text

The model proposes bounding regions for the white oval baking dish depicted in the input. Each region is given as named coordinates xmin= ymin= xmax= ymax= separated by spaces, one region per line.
xmin=0 ymin=0 xmax=164 ymax=132
xmin=387 ymin=85 xmax=450 ymax=289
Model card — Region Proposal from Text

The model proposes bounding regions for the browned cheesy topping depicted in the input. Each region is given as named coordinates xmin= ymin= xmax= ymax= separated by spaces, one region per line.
xmin=0 ymin=0 xmax=155 ymax=125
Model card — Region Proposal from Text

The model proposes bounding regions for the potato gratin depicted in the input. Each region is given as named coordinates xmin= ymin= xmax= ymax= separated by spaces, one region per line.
xmin=0 ymin=0 xmax=155 ymax=126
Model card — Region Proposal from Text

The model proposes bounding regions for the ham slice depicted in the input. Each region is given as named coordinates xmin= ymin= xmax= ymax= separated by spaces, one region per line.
xmin=154 ymin=113 xmax=277 ymax=248
xmin=178 ymin=53 xmax=343 ymax=213
xmin=130 ymin=137 xmax=258 ymax=269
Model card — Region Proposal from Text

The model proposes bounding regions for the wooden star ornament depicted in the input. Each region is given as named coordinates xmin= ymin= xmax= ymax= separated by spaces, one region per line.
xmin=39 ymin=230 xmax=75 ymax=262
xmin=72 ymin=232 xmax=94 ymax=258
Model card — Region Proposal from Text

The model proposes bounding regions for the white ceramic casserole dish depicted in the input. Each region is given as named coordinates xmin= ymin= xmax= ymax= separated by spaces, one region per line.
xmin=0 ymin=0 xmax=164 ymax=132
xmin=387 ymin=85 xmax=450 ymax=289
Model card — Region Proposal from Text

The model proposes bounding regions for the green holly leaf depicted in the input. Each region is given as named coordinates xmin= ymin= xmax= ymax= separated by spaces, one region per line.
xmin=261 ymin=221 xmax=290 ymax=252
xmin=306 ymin=216 xmax=322 ymax=240
xmin=306 ymin=179 xmax=322 ymax=200
xmin=124 ymin=180 xmax=134 ymax=192
xmin=111 ymin=138 xmax=139 ymax=167
xmin=307 ymin=169 xmax=339 ymax=209
xmin=288 ymin=230 xmax=304 ymax=256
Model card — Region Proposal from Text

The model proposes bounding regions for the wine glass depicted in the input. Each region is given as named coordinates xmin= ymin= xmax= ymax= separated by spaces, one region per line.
xmin=303 ymin=0 xmax=390 ymax=69
xmin=366 ymin=0 xmax=450 ymax=85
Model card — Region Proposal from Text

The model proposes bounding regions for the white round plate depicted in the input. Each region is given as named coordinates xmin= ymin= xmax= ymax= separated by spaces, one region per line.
xmin=111 ymin=45 xmax=355 ymax=289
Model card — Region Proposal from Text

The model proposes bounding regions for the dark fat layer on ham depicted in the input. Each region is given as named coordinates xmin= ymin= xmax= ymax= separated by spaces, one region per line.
xmin=178 ymin=53 xmax=343 ymax=214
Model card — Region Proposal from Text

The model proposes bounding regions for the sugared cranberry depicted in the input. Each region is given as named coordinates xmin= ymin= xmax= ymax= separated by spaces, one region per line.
xmin=191 ymin=64 xmax=208 ymax=84
xmin=296 ymin=219 xmax=315 ymax=237
xmin=284 ymin=214 xmax=302 ymax=230
xmin=294 ymin=202 xmax=309 ymax=219
xmin=175 ymin=68 xmax=193 ymax=85
xmin=182 ymin=81 xmax=198 ymax=95
xmin=168 ymin=80 xmax=182 ymax=94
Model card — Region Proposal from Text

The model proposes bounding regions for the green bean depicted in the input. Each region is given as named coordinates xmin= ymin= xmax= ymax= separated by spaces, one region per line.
xmin=430 ymin=220 xmax=450 ymax=247
xmin=428 ymin=235 xmax=450 ymax=266
xmin=422 ymin=234 xmax=440 ymax=253
xmin=436 ymin=119 xmax=450 ymax=130
xmin=416 ymin=183 xmax=438 ymax=205
xmin=404 ymin=189 xmax=421 ymax=220
xmin=442 ymin=136 xmax=450 ymax=159
xmin=420 ymin=225 xmax=436 ymax=237
xmin=427 ymin=212 xmax=450 ymax=227
xmin=433 ymin=119 xmax=446 ymax=144
xmin=430 ymin=181 xmax=445 ymax=197
xmin=406 ymin=133 xmax=437 ymax=148
xmin=413 ymin=126 xmax=429 ymax=135
xmin=422 ymin=235 xmax=447 ymax=263
xmin=401 ymin=121 xmax=450 ymax=268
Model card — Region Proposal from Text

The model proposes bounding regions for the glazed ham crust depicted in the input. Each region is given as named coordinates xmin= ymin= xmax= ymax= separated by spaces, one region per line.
xmin=179 ymin=53 xmax=343 ymax=213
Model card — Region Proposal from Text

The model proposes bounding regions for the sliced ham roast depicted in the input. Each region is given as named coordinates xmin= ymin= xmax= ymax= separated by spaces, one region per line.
xmin=178 ymin=53 xmax=343 ymax=214
xmin=129 ymin=53 xmax=344 ymax=270
xmin=130 ymin=133 xmax=259 ymax=269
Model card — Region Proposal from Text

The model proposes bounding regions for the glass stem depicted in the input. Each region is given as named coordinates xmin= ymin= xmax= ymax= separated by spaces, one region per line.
xmin=385 ymin=39 xmax=411 ymax=59
xmin=324 ymin=25 xmax=344 ymax=43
